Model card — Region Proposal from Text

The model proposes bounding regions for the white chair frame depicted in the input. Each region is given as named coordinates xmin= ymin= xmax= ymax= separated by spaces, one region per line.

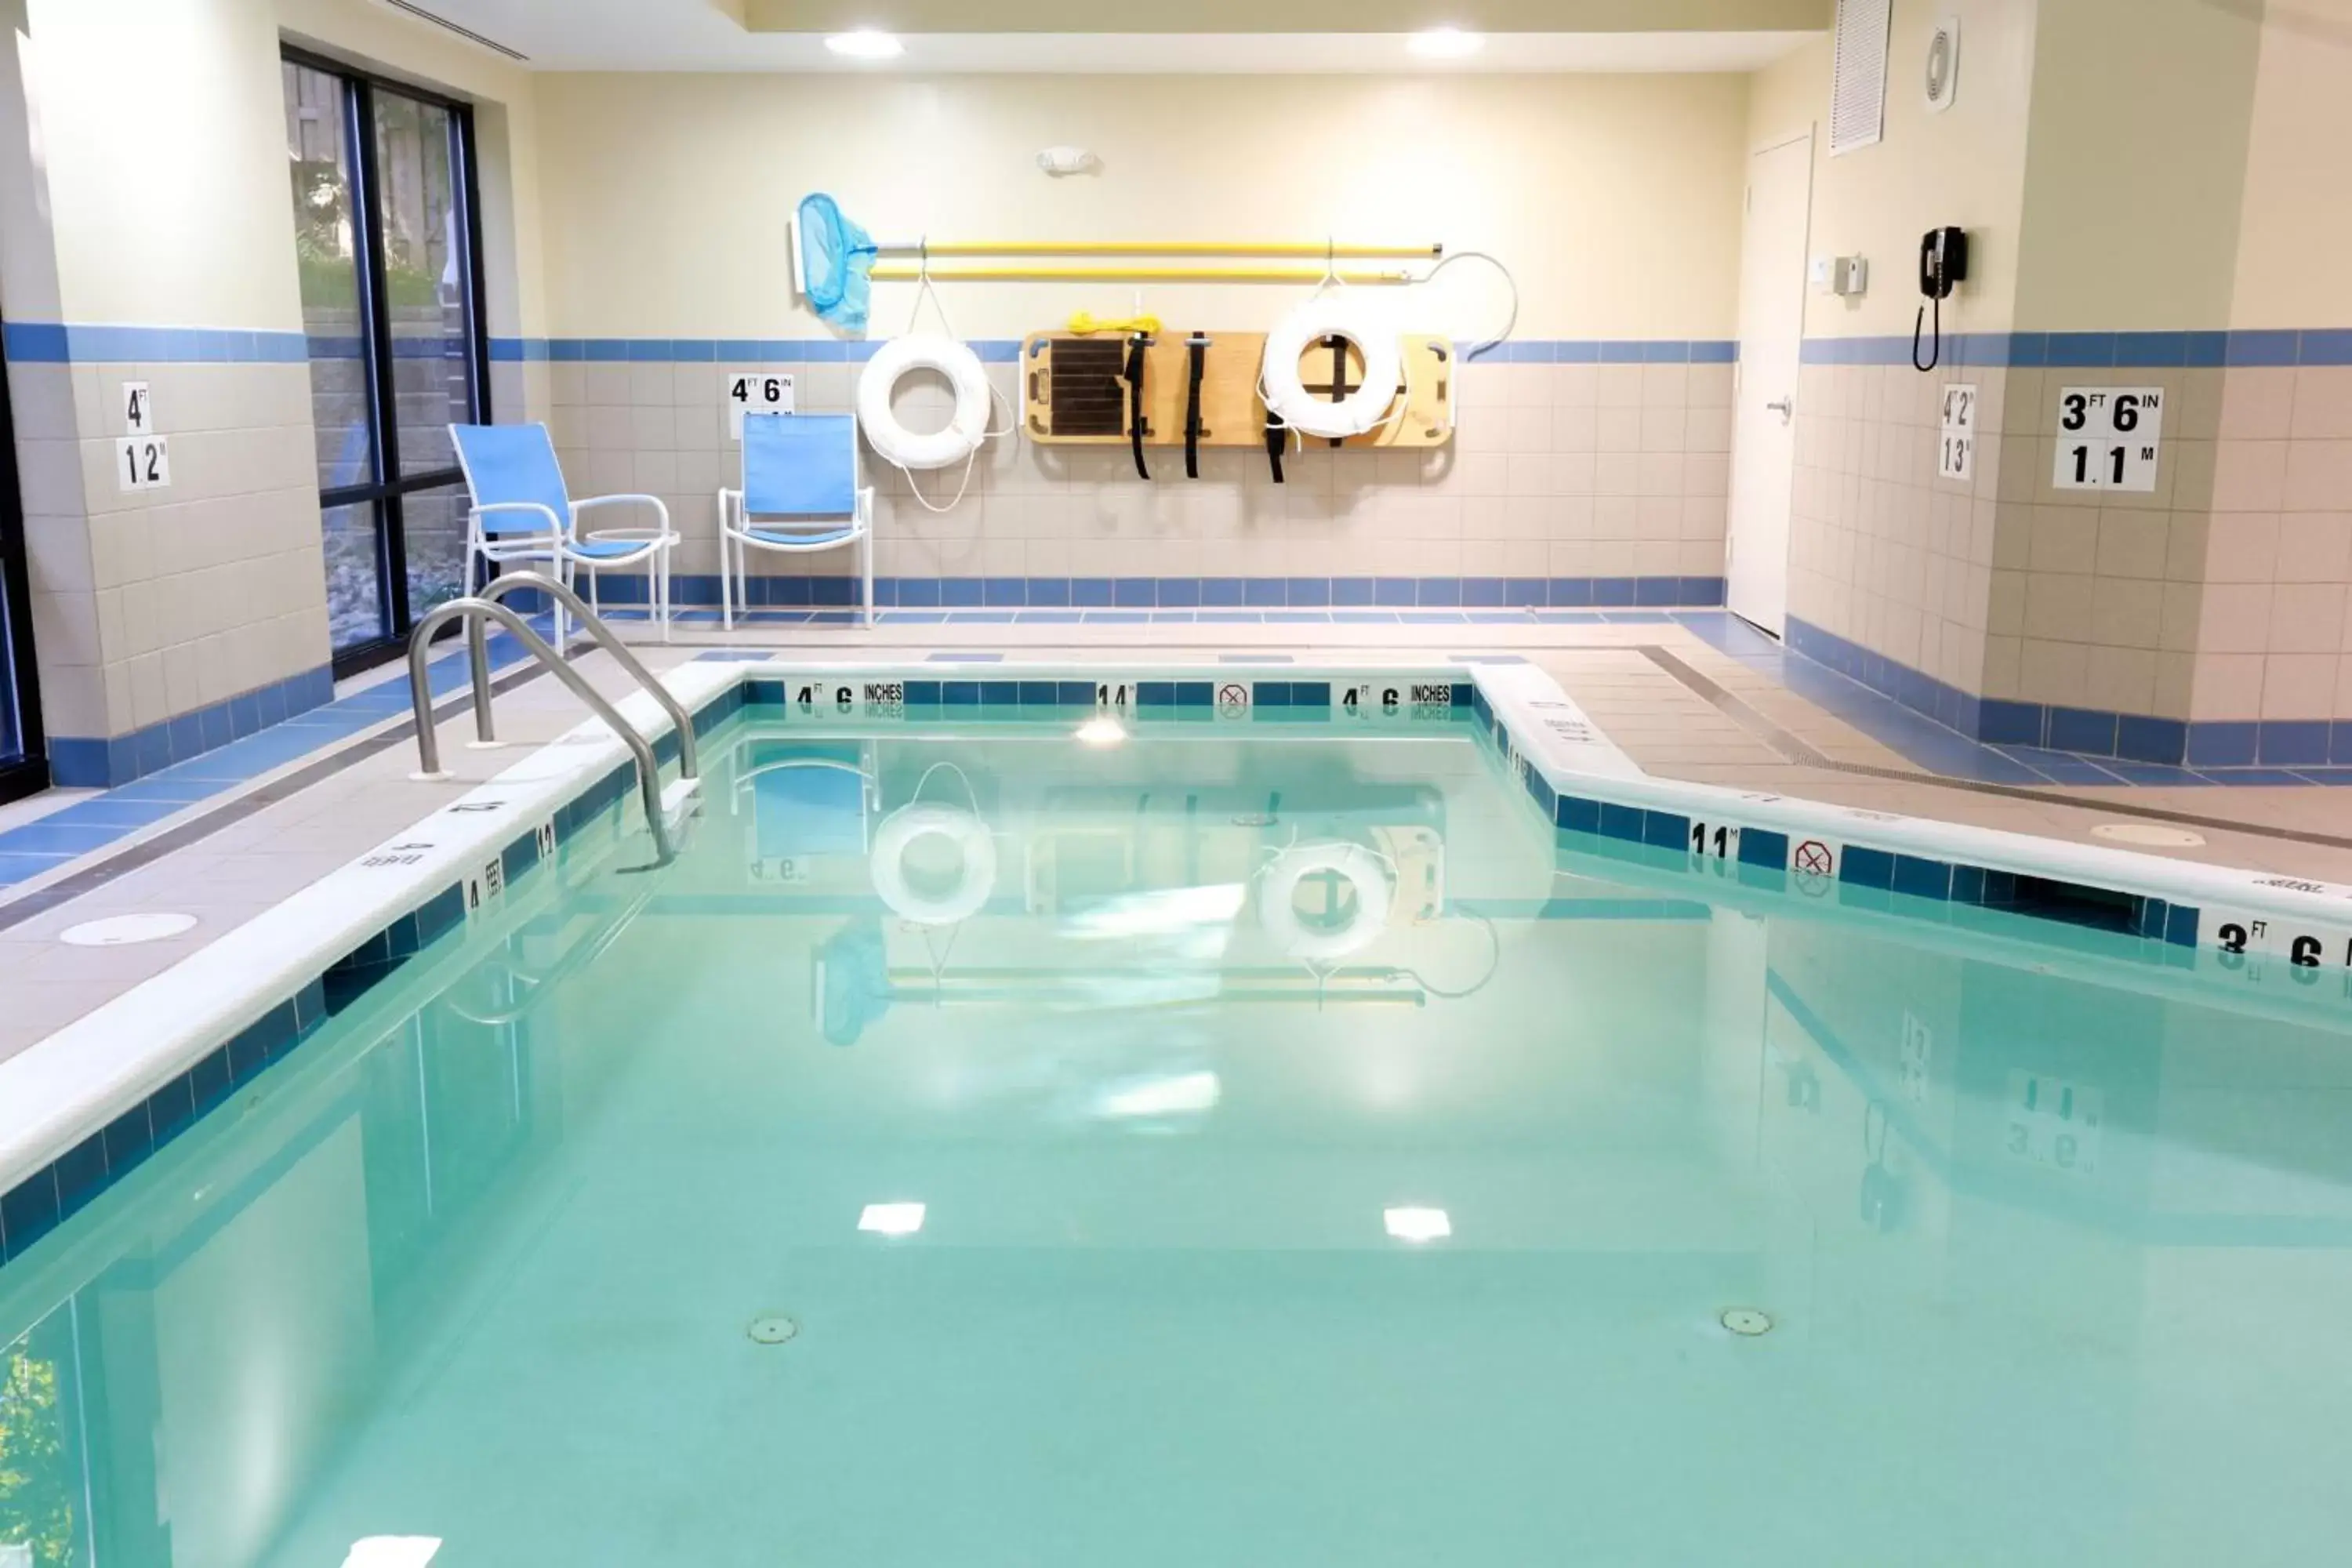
xmin=716 ymin=430 xmax=876 ymax=630
xmin=461 ymin=494 xmax=678 ymax=644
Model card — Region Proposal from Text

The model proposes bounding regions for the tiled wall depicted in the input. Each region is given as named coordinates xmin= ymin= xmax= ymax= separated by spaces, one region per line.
xmin=9 ymin=332 xmax=332 ymax=785
xmin=1786 ymin=331 xmax=2352 ymax=763
xmin=2198 ymin=356 xmax=2352 ymax=735
xmin=526 ymin=339 xmax=1735 ymax=601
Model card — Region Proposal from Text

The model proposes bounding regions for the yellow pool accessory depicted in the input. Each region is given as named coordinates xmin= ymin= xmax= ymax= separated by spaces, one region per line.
xmin=1066 ymin=311 xmax=1164 ymax=336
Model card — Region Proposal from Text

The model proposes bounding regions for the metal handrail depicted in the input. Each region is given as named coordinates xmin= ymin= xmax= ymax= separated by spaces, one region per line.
xmin=406 ymin=590 xmax=690 ymax=866
xmin=471 ymin=571 xmax=698 ymax=779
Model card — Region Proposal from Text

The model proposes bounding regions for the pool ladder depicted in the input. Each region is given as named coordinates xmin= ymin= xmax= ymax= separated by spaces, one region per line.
xmin=405 ymin=570 xmax=700 ymax=866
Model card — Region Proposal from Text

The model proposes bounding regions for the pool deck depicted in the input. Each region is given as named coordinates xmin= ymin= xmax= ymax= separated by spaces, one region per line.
xmin=0 ymin=613 xmax=2343 ymax=1066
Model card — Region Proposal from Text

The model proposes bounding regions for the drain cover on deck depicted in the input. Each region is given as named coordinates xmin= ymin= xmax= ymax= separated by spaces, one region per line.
xmin=60 ymin=913 xmax=198 ymax=946
xmin=2090 ymin=822 xmax=2205 ymax=848
xmin=746 ymin=1314 xmax=799 ymax=1345
xmin=1719 ymin=1308 xmax=1773 ymax=1337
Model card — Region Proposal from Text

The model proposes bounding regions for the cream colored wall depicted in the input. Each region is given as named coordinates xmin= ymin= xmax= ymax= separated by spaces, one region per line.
xmin=1746 ymin=0 xmax=2036 ymax=339
xmin=2012 ymin=0 xmax=2259 ymax=332
xmin=532 ymin=71 xmax=1749 ymax=339
xmin=2227 ymin=0 xmax=2352 ymax=332
xmin=25 ymin=0 xmax=302 ymax=328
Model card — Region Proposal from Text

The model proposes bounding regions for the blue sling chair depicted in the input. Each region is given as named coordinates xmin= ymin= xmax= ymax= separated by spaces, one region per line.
xmin=450 ymin=423 xmax=679 ymax=642
xmin=720 ymin=412 xmax=875 ymax=628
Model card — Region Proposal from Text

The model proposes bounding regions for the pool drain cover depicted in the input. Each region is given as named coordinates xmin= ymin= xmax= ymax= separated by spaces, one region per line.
xmin=1720 ymin=1308 xmax=1773 ymax=1337
xmin=60 ymin=913 xmax=198 ymax=946
xmin=2090 ymin=822 xmax=2205 ymax=848
xmin=746 ymin=1314 xmax=798 ymax=1345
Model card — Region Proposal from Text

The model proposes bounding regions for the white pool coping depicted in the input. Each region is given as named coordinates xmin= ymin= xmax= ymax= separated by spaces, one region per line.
xmin=2 ymin=654 xmax=2348 ymax=1200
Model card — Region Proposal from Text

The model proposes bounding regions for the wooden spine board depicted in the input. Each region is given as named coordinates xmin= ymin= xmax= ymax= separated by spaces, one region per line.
xmin=1021 ymin=331 xmax=1454 ymax=448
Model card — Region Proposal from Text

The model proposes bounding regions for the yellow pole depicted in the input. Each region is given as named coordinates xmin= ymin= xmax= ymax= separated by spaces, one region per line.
xmin=898 ymin=241 xmax=1443 ymax=259
xmin=867 ymin=263 xmax=1416 ymax=284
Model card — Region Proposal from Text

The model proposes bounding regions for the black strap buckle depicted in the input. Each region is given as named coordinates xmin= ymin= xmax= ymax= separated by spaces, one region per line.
xmin=1123 ymin=332 xmax=1152 ymax=480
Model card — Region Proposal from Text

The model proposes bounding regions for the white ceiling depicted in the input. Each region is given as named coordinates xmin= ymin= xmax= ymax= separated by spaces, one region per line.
xmin=393 ymin=1 xmax=1814 ymax=72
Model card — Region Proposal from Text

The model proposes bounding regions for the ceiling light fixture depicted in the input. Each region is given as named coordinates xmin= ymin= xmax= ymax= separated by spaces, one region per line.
xmin=859 ymin=1201 xmax=926 ymax=1236
xmin=825 ymin=29 xmax=904 ymax=60
xmin=1406 ymin=27 xmax=1483 ymax=60
xmin=1385 ymin=1206 xmax=1452 ymax=1243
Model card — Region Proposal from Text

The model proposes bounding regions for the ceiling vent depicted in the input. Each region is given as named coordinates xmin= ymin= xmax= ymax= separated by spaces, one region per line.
xmin=376 ymin=0 xmax=528 ymax=63
xmin=1830 ymin=0 xmax=1893 ymax=154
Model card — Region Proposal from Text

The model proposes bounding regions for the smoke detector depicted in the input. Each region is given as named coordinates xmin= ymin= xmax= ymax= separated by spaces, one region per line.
xmin=1924 ymin=16 xmax=1962 ymax=113
xmin=1036 ymin=146 xmax=1100 ymax=177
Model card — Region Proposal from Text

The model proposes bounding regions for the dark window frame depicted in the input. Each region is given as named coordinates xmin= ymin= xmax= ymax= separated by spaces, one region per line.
xmin=0 ymin=314 xmax=44 ymax=804
xmin=285 ymin=46 xmax=493 ymax=679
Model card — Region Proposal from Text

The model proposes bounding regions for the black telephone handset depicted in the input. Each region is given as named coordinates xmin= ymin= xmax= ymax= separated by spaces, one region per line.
xmin=1913 ymin=226 xmax=1970 ymax=372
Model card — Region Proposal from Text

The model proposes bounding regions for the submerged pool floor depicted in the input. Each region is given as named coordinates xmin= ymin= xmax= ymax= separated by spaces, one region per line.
xmin=4 ymin=716 xmax=2350 ymax=1566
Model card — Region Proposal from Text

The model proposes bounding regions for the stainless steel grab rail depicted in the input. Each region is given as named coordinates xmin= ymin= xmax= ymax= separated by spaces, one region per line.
xmin=472 ymin=571 xmax=698 ymax=779
xmin=405 ymin=574 xmax=699 ymax=866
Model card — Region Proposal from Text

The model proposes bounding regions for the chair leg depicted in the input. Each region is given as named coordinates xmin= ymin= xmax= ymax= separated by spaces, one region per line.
xmin=659 ymin=544 xmax=673 ymax=643
xmin=862 ymin=530 xmax=875 ymax=629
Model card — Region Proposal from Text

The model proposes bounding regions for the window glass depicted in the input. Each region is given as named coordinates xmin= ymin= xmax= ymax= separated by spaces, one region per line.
xmin=399 ymin=483 xmax=471 ymax=622
xmin=375 ymin=91 xmax=476 ymax=477
xmin=324 ymin=501 xmax=388 ymax=650
xmin=283 ymin=60 xmax=376 ymax=495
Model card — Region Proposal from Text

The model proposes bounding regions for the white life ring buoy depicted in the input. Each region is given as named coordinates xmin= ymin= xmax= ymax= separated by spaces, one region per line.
xmin=871 ymin=803 xmax=997 ymax=925
xmin=1261 ymin=296 xmax=1403 ymax=439
xmin=1261 ymin=841 xmax=1395 ymax=962
xmin=857 ymin=334 xmax=993 ymax=470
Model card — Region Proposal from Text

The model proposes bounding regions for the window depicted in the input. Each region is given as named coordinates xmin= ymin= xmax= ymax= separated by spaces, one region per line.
xmin=283 ymin=53 xmax=488 ymax=674
xmin=0 ymin=323 xmax=42 ymax=804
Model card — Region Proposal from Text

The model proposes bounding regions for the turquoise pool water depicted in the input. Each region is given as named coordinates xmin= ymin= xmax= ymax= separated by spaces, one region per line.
xmin=4 ymin=710 xmax=2350 ymax=1566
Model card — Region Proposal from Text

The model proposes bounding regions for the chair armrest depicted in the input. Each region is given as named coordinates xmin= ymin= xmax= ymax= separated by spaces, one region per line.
xmin=572 ymin=493 xmax=671 ymax=526
xmin=471 ymin=500 xmax=566 ymax=539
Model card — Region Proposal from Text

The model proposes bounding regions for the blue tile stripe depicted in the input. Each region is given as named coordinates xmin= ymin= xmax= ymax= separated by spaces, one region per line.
xmin=4 ymin=322 xmax=310 ymax=364
xmin=1786 ymin=616 xmax=2352 ymax=768
xmin=483 ymin=337 xmax=1740 ymax=365
xmin=0 ymin=624 xmax=575 ymax=886
xmin=46 ymin=665 xmax=337 ymax=789
xmin=1800 ymin=327 xmax=2352 ymax=369
xmin=591 ymin=573 xmax=1727 ymax=612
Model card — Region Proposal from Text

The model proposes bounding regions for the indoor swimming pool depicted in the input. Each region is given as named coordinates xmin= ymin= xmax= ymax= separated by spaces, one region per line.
xmin=3 ymin=696 xmax=2349 ymax=1566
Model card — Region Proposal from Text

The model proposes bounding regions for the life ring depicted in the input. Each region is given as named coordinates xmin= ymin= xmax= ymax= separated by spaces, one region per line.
xmin=1260 ymin=841 xmax=1395 ymax=962
xmin=857 ymin=334 xmax=993 ymax=470
xmin=1261 ymin=296 xmax=1403 ymax=439
xmin=870 ymin=803 xmax=997 ymax=925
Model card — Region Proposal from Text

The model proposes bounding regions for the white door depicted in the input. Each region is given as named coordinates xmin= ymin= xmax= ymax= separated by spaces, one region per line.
xmin=1726 ymin=131 xmax=1813 ymax=637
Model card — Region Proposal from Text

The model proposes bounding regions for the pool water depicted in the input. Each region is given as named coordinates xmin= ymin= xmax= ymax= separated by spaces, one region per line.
xmin=4 ymin=710 xmax=2350 ymax=1566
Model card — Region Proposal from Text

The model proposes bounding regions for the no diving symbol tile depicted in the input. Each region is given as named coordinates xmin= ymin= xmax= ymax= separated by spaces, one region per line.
xmin=1791 ymin=838 xmax=1838 ymax=893
xmin=1217 ymin=682 xmax=1251 ymax=717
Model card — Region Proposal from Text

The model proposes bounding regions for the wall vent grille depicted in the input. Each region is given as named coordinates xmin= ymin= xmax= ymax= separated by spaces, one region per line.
xmin=1830 ymin=0 xmax=1893 ymax=154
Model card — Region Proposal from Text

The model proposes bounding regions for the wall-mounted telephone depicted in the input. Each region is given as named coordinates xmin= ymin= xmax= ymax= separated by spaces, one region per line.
xmin=1911 ymin=226 xmax=1970 ymax=372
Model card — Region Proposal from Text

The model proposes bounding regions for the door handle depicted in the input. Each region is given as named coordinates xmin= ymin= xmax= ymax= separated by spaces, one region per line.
xmin=1765 ymin=397 xmax=1795 ymax=423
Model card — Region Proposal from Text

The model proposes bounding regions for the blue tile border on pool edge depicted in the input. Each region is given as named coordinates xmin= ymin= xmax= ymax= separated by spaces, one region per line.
xmin=1463 ymin=677 xmax=2206 ymax=967
xmin=0 ymin=677 xmax=747 ymax=1268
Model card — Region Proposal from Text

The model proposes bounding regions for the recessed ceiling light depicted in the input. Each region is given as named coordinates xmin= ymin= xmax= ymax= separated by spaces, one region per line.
xmin=1074 ymin=715 xmax=1127 ymax=748
xmin=1384 ymin=1206 xmax=1451 ymax=1242
xmin=342 ymin=1541 xmax=442 ymax=1568
xmin=1406 ymin=27 xmax=1483 ymax=60
xmin=826 ymin=29 xmax=903 ymax=60
xmin=859 ymin=1201 xmax=926 ymax=1236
